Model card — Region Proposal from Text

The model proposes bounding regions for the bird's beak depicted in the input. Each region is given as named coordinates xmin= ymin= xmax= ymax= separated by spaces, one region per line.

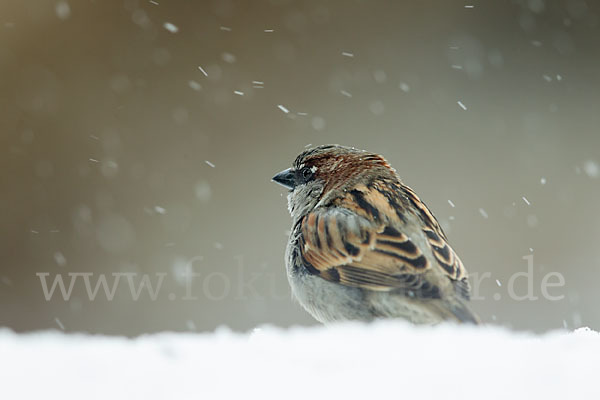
xmin=272 ymin=168 xmax=295 ymax=190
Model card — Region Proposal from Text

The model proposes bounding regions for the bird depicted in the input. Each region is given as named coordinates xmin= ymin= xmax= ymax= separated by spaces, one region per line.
xmin=272 ymin=144 xmax=479 ymax=325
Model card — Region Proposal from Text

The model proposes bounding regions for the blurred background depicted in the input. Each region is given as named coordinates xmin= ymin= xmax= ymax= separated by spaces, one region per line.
xmin=1 ymin=0 xmax=599 ymax=335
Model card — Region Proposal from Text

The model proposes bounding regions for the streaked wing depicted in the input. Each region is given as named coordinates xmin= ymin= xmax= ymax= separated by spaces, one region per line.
xmin=401 ymin=185 xmax=471 ymax=298
xmin=298 ymin=184 xmax=470 ymax=299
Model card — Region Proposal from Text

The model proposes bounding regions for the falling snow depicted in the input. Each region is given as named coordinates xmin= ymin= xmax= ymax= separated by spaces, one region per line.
xmin=197 ymin=66 xmax=208 ymax=76
xmin=194 ymin=181 xmax=212 ymax=202
xmin=221 ymin=52 xmax=236 ymax=64
xmin=55 ymin=1 xmax=71 ymax=20
xmin=54 ymin=318 xmax=65 ymax=330
xmin=163 ymin=22 xmax=179 ymax=33
xmin=54 ymin=252 xmax=67 ymax=267
xmin=186 ymin=320 xmax=197 ymax=330
xmin=188 ymin=80 xmax=201 ymax=91
xmin=583 ymin=160 xmax=599 ymax=178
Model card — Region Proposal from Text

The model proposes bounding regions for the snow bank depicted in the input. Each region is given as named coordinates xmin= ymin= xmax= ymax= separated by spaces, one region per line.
xmin=1 ymin=322 xmax=598 ymax=399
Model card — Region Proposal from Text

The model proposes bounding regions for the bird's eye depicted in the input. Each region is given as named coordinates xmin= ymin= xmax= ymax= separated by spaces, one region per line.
xmin=297 ymin=166 xmax=315 ymax=184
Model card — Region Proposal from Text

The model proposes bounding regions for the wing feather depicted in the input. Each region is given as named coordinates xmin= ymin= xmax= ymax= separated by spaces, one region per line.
xmin=298 ymin=184 xmax=470 ymax=300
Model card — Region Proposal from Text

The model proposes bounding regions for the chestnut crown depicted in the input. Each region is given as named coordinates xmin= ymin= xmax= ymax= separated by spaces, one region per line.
xmin=272 ymin=144 xmax=398 ymax=193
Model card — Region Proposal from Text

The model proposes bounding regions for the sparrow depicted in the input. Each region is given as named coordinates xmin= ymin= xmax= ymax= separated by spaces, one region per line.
xmin=272 ymin=145 xmax=479 ymax=324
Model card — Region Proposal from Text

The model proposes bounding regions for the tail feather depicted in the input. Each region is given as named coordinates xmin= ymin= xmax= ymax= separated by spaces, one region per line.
xmin=449 ymin=300 xmax=480 ymax=324
xmin=427 ymin=299 xmax=480 ymax=324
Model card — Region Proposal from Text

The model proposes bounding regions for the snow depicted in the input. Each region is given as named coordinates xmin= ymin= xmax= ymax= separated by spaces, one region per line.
xmin=53 ymin=251 xmax=67 ymax=266
xmin=479 ymin=207 xmax=489 ymax=218
xmin=55 ymin=1 xmax=71 ymax=20
xmin=583 ymin=160 xmax=599 ymax=178
xmin=1 ymin=323 xmax=599 ymax=399
xmin=187 ymin=80 xmax=202 ymax=91
xmin=53 ymin=318 xmax=65 ymax=330
xmin=197 ymin=65 xmax=208 ymax=77
xmin=221 ymin=52 xmax=236 ymax=64
xmin=163 ymin=22 xmax=179 ymax=33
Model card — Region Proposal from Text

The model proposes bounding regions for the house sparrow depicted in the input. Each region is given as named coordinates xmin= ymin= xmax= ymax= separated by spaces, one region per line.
xmin=272 ymin=145 xmax=479 ymax=324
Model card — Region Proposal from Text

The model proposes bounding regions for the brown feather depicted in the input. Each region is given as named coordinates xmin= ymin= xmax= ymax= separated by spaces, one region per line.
xmin=299 ymin=182 xmax=469 ymax=298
